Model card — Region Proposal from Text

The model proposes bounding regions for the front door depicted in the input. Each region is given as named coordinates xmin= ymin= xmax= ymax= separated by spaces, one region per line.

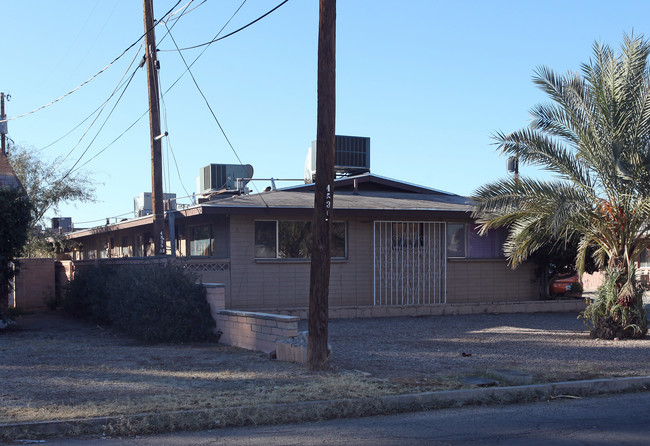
xmin=373 ymin=221 xmax=446 ymax=305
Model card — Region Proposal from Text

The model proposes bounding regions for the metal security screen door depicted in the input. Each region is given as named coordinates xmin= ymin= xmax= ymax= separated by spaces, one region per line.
xmin=373 ymin=221 xmax=446 ymax=305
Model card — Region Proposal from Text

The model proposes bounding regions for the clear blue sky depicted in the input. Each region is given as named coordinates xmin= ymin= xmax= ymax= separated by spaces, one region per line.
xmin=2 ymin=0 xmax=649 ymax=227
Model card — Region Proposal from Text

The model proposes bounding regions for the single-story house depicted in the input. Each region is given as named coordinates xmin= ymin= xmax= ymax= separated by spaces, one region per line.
xmin=61 ymin=172 xmax=540 ymax=312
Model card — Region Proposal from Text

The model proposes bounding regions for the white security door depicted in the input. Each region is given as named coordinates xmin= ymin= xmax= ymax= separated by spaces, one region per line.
xmin=373 ymin=221 xmax=446 ymax=305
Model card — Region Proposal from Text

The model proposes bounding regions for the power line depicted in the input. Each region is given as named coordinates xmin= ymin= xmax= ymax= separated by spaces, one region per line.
xmin=0 ymin=0 xmax=184 ymax=124
xmin=157 ymin=69 xmax=192 ymax=201
xmin=75 ymin=188 xmax=204 ymax=225
xmin=43 ymin=0 xmax=199 ymax=184
xmin=66 ymin=0 xmax=242 ymax=179
xmin=46 ymin=0 xmax=279 ymax=211
xmin=70 ymin=109 xmax=148 ymax=174
xmin=75 ymin=211 xmax=134 ymax=225
xmin=41 ymin=0 xmax=198 ymax=157
xmin=33 ymin=65 xmax=142 ymax=224
xmin=52 ymin=43 xmax=144 ymax=169
xmin=164 ymin=20 xmax=269 ymax=208
xmin=159 ymin=0 xmax=289 ymax=52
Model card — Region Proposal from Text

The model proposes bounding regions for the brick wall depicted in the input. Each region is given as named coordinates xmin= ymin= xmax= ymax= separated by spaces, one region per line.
xmin=447 ymin=259 xmax=538 ymax=303
xmin=202 ymin=282 xmax=298 ymax=353
xmin=228 ymin=216 xmax=373 ymax=310
xmin=214 ymin=310 xmax=299 ymax=353
xmin=273 ymin=299 xmax=587 ymax=319
xmin=13 ymin=258 xmax=56 ymax=310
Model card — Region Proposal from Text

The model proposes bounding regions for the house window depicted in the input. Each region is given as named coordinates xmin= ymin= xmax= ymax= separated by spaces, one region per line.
xmin=446 ymin=223 xmax=466 ymax=258
xmin=640 ymin=247 xmax=650 ymax=268
xmin=254 ymin=221 xmax=346 ymax=259
xmin=121 ymin=236 xmax=132 ymax=257
xmin=391 ymin=222 xmax=423 ymax=249
xmin=99 ymin=241 xmax=109 ymax=259
xmin=189 ymin=225 xmax=214 ymax=256
xmin=468 ymin=225 xmax=507 ymax=259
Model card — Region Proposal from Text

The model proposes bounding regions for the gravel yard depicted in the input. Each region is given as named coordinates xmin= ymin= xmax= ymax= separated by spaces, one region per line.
xmin=323 ymin=312 xmax=650 ymax=383
xmin=2 ymin=310 xmax=650 ymax=426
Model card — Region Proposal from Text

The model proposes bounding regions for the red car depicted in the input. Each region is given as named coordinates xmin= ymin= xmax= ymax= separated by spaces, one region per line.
xmin=549 ymin=273 xmax=582 ymax=296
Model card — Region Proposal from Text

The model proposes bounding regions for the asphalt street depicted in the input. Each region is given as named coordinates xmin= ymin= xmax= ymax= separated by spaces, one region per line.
xmin=27 ymin=390 xmax=650 ymax=446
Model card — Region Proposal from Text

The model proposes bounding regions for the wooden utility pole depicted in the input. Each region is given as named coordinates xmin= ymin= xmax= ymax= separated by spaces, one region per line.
xmin=142 ymin=0 xmax=166 ymax=255
xmin=308 ymin=0 xmax=336 ymax=369
xmin=1 ymin=92 xmax=6 ymax=155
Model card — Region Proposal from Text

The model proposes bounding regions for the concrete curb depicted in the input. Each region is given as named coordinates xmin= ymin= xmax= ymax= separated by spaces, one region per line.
xmin=2 ymin=376 xmax=650 ymax=441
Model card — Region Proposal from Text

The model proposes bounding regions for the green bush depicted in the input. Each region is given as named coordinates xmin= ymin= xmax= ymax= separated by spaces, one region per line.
xmin=580 ymin=267 xmax=648 ymax=339
xmin=63 ymin=262 xmax=216 ymax=343
xmin=62 ymin=263 xmax=116 ymax=324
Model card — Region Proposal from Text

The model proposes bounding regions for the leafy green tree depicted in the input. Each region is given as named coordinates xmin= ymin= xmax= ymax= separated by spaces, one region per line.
xmin=473 ymin=34 xmax=650 ymax=339
xmin=8 ymin=144 xmax=96 ymax=257
xmin=0 ymin=186 xmax=32 ymax=317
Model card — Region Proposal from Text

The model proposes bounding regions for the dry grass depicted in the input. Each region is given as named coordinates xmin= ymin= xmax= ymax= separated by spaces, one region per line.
xmin=0 ymin=313 xmax=435 ymax=425
xmin=3 ymin=310 xmax=650 ymax=435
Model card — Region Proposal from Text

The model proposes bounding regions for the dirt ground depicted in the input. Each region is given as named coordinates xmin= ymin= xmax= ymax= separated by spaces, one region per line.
xmin=324 ymin=312 xmax=650 ymax=383
xmin=2 ymin=310 xmax=650 ymax=425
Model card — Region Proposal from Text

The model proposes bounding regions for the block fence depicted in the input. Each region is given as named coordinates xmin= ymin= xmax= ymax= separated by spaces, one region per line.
xmin=265 ymin=299 xmax=588 ymax=319
xmin=203 ymin=282 xmax=587 ymax=356
xmin=203 ymin=283 xmax=298 ymax=354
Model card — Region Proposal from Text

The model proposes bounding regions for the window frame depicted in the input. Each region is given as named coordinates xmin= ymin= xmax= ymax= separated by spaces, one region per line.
xmin=188 ymin=224 xmax=215 ymax=257
xmin=254 ymin=220 xmax=347 ymax=260
xmin=446 ymin=222 xmax=467 ymax=259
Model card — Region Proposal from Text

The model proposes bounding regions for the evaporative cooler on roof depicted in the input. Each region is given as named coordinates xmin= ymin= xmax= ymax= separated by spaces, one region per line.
xmin=304 ymin=135 xmax=370 ymax=183
xmin=199 ymin=163 xmax=254 ymax=194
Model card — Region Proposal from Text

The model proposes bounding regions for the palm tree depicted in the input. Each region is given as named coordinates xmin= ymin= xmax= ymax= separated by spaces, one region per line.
xmin=473 ymin=33 xmax=650 ymax=339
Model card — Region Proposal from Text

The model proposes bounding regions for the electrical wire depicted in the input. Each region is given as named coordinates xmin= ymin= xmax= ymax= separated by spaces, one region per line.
xmin=39 ymin=0 xmax=199 ymax=159
xmin=46 ymin=0 xmax=278 ymax=218
xmin=164 ymin=21 xmax=269 ymax=207
xmin=166 ymin=0 xmax=207 ymax=23
xmin=70 ymin=109 xmax=148 ymax=174
xmin=157 ymin=70 xmax=193 ymax=202
xmin=52 ymin=42 xmax=144 ymax=169
xmin=34 ymin=63 xmax=142 ymax=224
xmin=35 ymin=54 xmax=146 ymax=153
xmin=157 ymin=0 xmax=248 ymax=96
xmin=75 ymin=190 xmax=203 ymax=225
xmin=159 ymin=0 xmax=289 ymax=52
xmin=75 ymin=211 xmax=135 ymax=225
xmin=0 ymin=0 xmax=184 ymax=124
xmin=59 ymin=65 xmax=140 ymax=183
xmin=64 ymin=0 xmax=234 ymax=180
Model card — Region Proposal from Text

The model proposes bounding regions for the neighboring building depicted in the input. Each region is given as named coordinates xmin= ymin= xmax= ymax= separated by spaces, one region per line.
xmin=61 ymin=172 xmax=538 ymax=312
xmin=0 ymin=150 xmax=24 ymax=191
xmin=51 ymin=217 xmax=73 ymax=234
